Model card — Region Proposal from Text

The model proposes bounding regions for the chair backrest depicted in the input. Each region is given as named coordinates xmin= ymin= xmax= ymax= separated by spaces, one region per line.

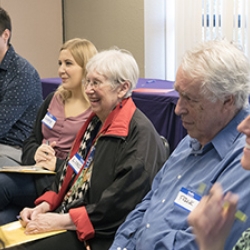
xmin=160 ymin=135 xmax=170 ymax=159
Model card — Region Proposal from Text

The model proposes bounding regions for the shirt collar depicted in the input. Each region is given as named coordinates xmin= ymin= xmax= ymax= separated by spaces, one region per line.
xmin=99 ymin=98 xmax=136 ymax=137
xmin=0 ymin=44 xmax=15 ymax=71
xmin=189 ymin=106 xmax=250 ymax=159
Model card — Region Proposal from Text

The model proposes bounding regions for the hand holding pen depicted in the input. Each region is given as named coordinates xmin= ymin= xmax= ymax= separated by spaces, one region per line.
xmin=188 ymin=183 xmax=240 ymax=250
xmin=34 ymin=140 xmax=57 ymax=171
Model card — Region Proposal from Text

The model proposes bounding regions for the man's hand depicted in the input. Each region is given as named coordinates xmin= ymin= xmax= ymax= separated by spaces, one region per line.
xmin=188 ymin=183 xmax=238 ymax=250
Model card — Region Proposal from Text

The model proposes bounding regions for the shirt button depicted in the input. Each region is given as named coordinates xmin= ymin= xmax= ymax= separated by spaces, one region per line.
xmin=177 ymin=175 xmax=182 ymax=179
xmin=162 ymin=199 xmax=165 ymax=203
xmin=123 ymin=248 xmax=127 ymax=250
xmin=146 ymin=223 xmax=150 ymax=228
xmin=117 ymin=248 xmax=121 ymax=250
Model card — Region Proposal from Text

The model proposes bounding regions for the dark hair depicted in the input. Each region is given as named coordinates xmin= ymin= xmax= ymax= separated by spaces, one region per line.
xmin=0 ymin=7 xmax=11 ymax=44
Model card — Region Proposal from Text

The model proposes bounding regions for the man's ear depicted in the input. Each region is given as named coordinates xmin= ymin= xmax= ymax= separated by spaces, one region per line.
xmin=2 ymin=29 xmax=10 ymax=44
xmin=223 ymin=95 xmax=235 ymax=109
xmin=118 ymin=81 xmax=130 ymax=99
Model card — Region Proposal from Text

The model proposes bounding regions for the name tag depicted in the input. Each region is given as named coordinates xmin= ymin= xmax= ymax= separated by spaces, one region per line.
xmin=42 ymin=112 xmax=57 ymax=129
xmin=174 ymin=187 xmax=201 ymax=212
xmin=68 ymin=153 xmax=84 ymax=174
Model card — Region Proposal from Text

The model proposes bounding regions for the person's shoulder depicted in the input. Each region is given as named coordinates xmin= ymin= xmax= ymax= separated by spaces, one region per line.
xmin=133 ymin=108 xmax=152 ymax=126
xmin=37 ymin=92 xmax=55 ymax=114
xmin=10 ymin=46 xmax=39 ymax=74
xmin=130 ymin=109 xmax=159 ymax=137
xmin=15 ymin=53 xmax=36 ymax=70
xmin=44 ymin=92 xmax=55 ymax=104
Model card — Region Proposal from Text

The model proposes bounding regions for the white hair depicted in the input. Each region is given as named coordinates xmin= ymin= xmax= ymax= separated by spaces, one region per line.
xmin=181 ymin=39 xmax=250 ymax=109
xmin=86 ymin=48 xmax=139 ymax=98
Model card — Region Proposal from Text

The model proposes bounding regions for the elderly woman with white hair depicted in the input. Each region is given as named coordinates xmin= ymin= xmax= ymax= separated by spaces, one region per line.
xmin=15 ymin=49 xmax=168 ymax=250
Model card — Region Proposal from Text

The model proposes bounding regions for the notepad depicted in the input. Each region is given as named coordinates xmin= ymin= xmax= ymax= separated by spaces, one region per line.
xmin=0 ymin=165 xmax=55 ymax=174
xmin=0 ymin=220 xmax=66 ymax=249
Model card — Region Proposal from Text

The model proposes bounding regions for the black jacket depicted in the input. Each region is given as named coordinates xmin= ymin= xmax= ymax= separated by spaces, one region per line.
xmin=36 ymin=98 xmax=168 ymax=250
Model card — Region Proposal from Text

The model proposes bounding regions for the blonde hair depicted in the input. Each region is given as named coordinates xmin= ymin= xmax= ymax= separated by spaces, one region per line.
xmin=56 ymin=38 xmax=98 ymax=101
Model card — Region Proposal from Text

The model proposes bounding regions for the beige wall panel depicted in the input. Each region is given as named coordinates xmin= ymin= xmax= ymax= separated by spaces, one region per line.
xmin=0 ymin=0 xmax=63 ymax=78
xmin=63 ymin=0 xmax=145 ymax=77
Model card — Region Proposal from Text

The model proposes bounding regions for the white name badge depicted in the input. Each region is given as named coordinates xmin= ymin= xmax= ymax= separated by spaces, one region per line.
xmin=42 ymin=112 xmax=57 ymax=129
xmin=174 ymin=187 xmax=201 ymax=212
xmin=68 ymin=153 xmax=84 ymax=174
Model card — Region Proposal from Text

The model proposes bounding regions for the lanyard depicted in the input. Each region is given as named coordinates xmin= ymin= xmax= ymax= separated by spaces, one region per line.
xmin=65 ymin=137 xmax=100 ymax=200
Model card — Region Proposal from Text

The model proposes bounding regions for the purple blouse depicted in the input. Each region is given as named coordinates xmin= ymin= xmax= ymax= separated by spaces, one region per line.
xmin=41 ymin=94 xmax=92 ymax=159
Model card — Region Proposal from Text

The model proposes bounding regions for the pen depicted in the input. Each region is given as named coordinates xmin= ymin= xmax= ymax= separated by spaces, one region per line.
xmin=84 ymin=240 xmax=91 ymax=250
xmin=223 ymin=201 xmax=248 ymax=222
xmin=141 ymin=79 xmax=156 ymax=87
xmin=16 ymin=215 xmax=22 ymax=221
xmin=146 ymin=80 xmax=156 ymax=84
xmin=45 ymin=140 xmax=50 ymax=155
xmin=197 ymin=183 xmax=247 ymax=223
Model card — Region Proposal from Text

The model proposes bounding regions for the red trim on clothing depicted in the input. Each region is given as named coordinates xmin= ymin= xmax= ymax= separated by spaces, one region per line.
xmin=99 ymin=98 xmax=136 ymax=137
xmin=35 ymin=191 xmax=58 ymax=210
xmin=69 ymin=206 xmax=95 ymax=240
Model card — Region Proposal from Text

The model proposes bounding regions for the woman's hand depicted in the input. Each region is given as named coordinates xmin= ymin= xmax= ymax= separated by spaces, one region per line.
xmin=35 ymin=141 xmax=57 ymax=171
xmin=24 ymin=213 xmax=76 ymax=234
xmin=19 ymin=202 xmax=50 ymax=227
xmin=37 ymin=156 xmax=57 ymax=171
xmin=188 ymin=183 xmax=238 ymax=250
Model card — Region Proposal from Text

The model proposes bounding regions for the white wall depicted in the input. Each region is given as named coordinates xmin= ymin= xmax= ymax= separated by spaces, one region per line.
xmin=63 ymin=0 xmax=145 ymax=77
xmin=0 ymin=0 xmax=167 ymax=79
xmin=0 ymin=0 xmax=63 ymax=78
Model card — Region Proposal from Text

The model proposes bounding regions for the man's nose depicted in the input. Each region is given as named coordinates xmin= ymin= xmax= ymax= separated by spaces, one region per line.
xmin=175 ymin=97 xmax=187 ymax=116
